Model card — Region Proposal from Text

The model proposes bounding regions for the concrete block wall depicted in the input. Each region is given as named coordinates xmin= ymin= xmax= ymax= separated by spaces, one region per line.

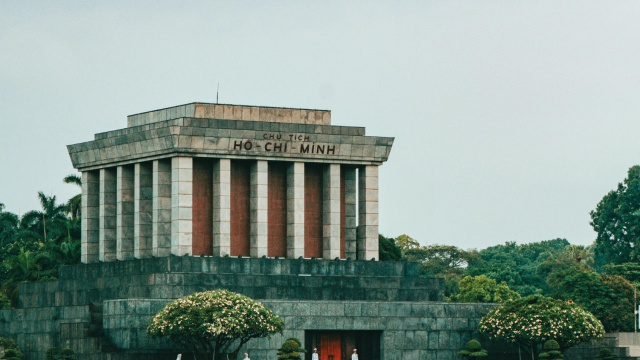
xmin=101 ymin=299 xmax=497 ymax=360
xmin=0 ymin=305 xmax=91 ymax=360
xmin=18 ymin=257 xmax=444 ymax=309
xmin=68 ymin=117 xmax=387 ymax=170
xmin=1 ymin=258 xmax=447 ymax=360
xmin=127 ymin=103 xmax=332 ymax=127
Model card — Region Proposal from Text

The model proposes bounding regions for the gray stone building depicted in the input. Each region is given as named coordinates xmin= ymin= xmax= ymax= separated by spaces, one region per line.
xmin=67 ymin=103 xmax=391 ymax=264
xmin=0 ymin=103 xmax=499 ymax=360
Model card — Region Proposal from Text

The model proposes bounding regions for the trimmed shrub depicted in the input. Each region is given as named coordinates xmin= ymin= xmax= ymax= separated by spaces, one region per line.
xmin=458 ymin=339 xmax=488 ymax=359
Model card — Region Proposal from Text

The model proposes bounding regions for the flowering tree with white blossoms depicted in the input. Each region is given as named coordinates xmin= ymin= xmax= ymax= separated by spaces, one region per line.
xmin=478 ymin=294 xmax=604 ymax=357
xmin=147 ymin=290 xmax=284 ymax=360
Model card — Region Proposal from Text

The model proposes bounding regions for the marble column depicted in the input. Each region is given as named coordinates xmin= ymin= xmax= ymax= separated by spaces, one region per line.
xmin=213 ymin=159 xmax=231 ymax=256
xmin=81 ymin=170 xmax=100 ymax=264
xmin=250 ymin=160 xmax=268 ymax=257
xmin=357 ymin=165 xmax=379 ymax=260
xmin=171 ymin=157 xmax=193 ymax=256
xmin=116 ymin=165 xmax=134 ymax=260
xmin=153 ymin=159 xmax=172 ymax=257
xmin=343 ymin=166 xmax=357 ymax=259
xmin=286 ymin=162 xmax=305 ymax=258
xmin=99 ymin=168 xmax=117 ymax=262
xmin=134 ymin=162 xmax=153 ymax=258
xmin=323 ymin=164 xmax=341 ymax=259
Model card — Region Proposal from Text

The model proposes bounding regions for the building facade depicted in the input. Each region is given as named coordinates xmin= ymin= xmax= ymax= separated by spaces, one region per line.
xmin=67 ymin=103 xmax=393 ymax=263
xmin=0 ymin=102 xmax=514 ymax=360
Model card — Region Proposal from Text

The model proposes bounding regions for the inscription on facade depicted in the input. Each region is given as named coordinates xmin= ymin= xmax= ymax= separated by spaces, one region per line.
xmin=230 ymin=132 xmax=337 ymax=155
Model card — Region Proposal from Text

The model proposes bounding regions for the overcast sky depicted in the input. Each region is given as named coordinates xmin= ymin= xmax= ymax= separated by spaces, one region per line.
xmin=1 ymin=1 xmax=639 ymax=250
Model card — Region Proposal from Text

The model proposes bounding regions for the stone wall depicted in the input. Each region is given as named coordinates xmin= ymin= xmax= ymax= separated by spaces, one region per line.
xmin=127 ymin=103 xmax=333 ymax=127
xmin=0 ymin=257 xmax=445 ymax=359
xmin=102 ymin=299 xmax=498 ymax=360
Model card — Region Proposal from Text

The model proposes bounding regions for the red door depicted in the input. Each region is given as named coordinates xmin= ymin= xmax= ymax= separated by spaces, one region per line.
xmin=320 ymin=334 xmax=342 ymax=360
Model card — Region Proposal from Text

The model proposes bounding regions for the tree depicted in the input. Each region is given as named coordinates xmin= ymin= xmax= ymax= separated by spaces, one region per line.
xmin=2 ymin=248 xmax=58 ymax=306
xmin=602 ymin=262 xmax=640 ymax=283
xmin=395 ymin=234 xmax=420 ymax=253
xmin=546 ymin=264 xmax=634 ymax=332
xmin=62 ymin=174 xmax=82 ymax=221
xmin=147 ymin=290 xmax=284 ymax=360
xmin=277 ymin=338 xmax=306 ymax=360
xmin=378 ymin=234 xmax=402 ymax=261
xmin=404 ymin=244 xmax=477 ymax=297
xmin=478 ymin=295 xmax=604 ymax=357
xmin=450 ymin=275 xmax=520 ymax=303
xmin=20 ymin=192 xmax=67 ymax=243
xmin=591 ymin=165 xmax=640 ymax=267
xmin=467 ymin=239 xmax=570 ymax=296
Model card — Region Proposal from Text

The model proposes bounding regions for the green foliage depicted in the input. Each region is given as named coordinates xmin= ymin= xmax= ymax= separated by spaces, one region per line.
xmin=467 ymin=239 xmax=570 ymax=296
xmin=277 ymin=337 xmax=306 ymax=360
xmin=44 ymin=346 xmax=76 ymax=360
xmin=59 ymin=348 xmax=76 ymax=360
xmin=45 ymin=347 xmax=59 ymax=360
xmin=62 ymin=174 xmax=82 ymax=221
xmin=602 ymin=262 xmax=640 ymax=283
xmin=479 ymin=294 xmax=604 ymax=355
xmin=0 ymin=337 xmax=23 ymax=360
xmin=395 ymin=234 xmax=420 ymax=253
xmin=590 ymin=165 xmax=640 ymax=267
xmin=450 ymin=275 xmax=520 ymax=303
xmin=539 ymin=340 xmax=563 ymax=360
xmin=378 ymin=234 xmax=402 ymax=261
xmin=404 ymin=244 xmax=477 ymax=297
xmin=147 ymin=289 xmax=284 ymax=360
xmin=457 ymin=339 xmax=488 ymax=359
xmin=546 ymin=264 xmax=634 ymax=332
xmin=595 ymin=348 xmax=617 ymax=360
xmin=0 ymin=177 xmax=82 ymax=307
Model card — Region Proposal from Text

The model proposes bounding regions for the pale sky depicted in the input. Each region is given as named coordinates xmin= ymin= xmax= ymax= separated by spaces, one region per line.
xmin=1 ymin=1 xmax=639 ymax=250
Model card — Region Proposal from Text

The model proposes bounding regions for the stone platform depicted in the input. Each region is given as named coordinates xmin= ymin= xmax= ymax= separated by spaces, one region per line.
xmin=0 ymin=257 xmax=457 ymax=360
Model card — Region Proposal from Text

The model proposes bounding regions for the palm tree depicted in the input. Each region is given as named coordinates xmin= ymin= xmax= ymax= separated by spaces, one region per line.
xmin=63 ymin=174 xmax=82 ymax=221
xmin=20 ymin=192 xmax=67 ymax=243
xmin=1 ymin=248 xmax=57 ymax=306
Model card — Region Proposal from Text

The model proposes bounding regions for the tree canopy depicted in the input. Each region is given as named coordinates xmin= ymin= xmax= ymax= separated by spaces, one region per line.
xmin=403 ymin=244 xmax=477 ymax=297
xmin=466 ymin=239 xmax=570 ymax=296
xmin=591 ymin=165 xmax=640 ymax=266
xmin=147 ymin=290 xmax=284 ymax=360
xmin=378 ymin=234 xmax=402 ymax=261
xmin=450 ymin=275 xmax=520 ymax=303
xmin=479 ymin=294 xmax=604 ymax=355
xmin=0 ymin=177 xmax=81 ymax=307
xmin=546 ymin=264 xmax=634 ymax=332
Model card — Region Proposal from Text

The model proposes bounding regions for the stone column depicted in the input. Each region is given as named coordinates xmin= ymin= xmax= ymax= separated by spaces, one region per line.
xmin=135 ymin=162 xmax=153 ymax=259
xmin=116 ymin=165 xmax=134 ymax=260
xmin=171 ymin=157 xmax=193 ymax=256
xmin=286 ymin=162 xmax=304 ymax=258
xmin=153 ymin=159 xmax=172 ymax=257
xmin=343 ymin=166 xmax=357 ymax=259
xmin=357 ymin=165 xmax=379 ymax=260
xmin=250 ymin=160 xmax=268 ymax=257
xmin=81 ymin=171 xmax=100 ymax=264
xmin=213 ymin=159 xmax=231 ymax=256
xmin=99 ymin=168 xmax=117 ymax=262
xmin=323 ymin=164 xmax=341 ymax=259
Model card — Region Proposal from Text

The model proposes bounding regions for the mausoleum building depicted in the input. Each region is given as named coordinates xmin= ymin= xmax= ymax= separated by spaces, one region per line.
xmin=0 ymin=102 xmax=503 ymax=360
xmin=67 ymin=103 xmax=393 ymax=263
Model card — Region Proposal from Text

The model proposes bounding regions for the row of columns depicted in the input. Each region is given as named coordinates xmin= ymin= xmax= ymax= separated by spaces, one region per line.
xmin=81 ymin=157 xmax=379 ymax=263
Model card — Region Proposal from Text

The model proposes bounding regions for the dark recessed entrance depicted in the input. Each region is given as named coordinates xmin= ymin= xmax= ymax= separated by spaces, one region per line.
xmin=305 ymin=331 xmax=381 ymax=360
